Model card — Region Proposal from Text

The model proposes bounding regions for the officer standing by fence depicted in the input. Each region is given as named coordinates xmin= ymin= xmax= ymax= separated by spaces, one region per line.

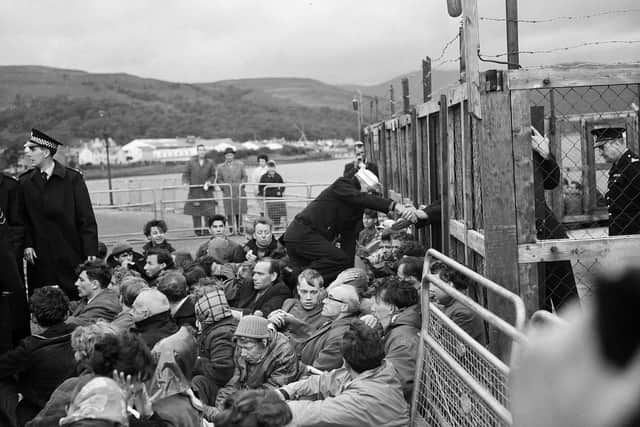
xmin=593 ymin=127 xmax=640 ymax=236
xmin=20 ymin=129 xmax=98 ymax=300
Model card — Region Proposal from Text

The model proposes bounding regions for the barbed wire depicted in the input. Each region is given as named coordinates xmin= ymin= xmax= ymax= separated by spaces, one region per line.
xmin=523 ymin=60 xmax=640 ymax=70
xmin=432 ymin=33 xmax=460 ymax=64
xmin=480 ymin=8 xmax=640 ymax=24
xmin=482 ymin=40 xmax=640 ymax=59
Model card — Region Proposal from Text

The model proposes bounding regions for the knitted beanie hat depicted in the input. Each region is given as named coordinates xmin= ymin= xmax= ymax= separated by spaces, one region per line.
xmin=234 ymin=315 xmax=270 ymax=339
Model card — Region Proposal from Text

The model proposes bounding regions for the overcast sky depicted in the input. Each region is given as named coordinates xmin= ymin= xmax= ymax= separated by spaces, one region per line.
xmin=1 ymin=0 xmax=638 ymax=85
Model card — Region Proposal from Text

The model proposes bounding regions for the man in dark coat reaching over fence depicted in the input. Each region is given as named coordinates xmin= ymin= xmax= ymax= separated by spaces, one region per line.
xmin=19 ymin=129 xmax=98 ymax=300
xmin=282 ymin=168 xmax=411 ymax=284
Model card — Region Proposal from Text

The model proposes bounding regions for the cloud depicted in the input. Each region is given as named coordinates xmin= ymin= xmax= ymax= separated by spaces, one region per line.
xmin=0 ymin=0 xmax=638 ymax=85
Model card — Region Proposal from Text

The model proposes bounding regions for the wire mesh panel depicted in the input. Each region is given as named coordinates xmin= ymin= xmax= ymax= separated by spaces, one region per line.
xmin=515 ymin=82 xmax=640 ymax=308
xmin=412 ymin=249 xmax=526 ymax=427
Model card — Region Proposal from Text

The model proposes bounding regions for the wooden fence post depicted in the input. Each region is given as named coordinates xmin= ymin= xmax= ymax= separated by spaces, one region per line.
xmin=402 ymin=77 xmax=411 ymax=113
xmin=512 ymin=93 xmax=540 ymax=316
xmin=478 ymin=70 xmax=520 ymax=361
xmin=423 ymin=57 xmax=432 ymax=102
xmin=390 ymin=85 xmax=396 ymax=115
xmin=440 ymin=95 xmax=451 ymax=255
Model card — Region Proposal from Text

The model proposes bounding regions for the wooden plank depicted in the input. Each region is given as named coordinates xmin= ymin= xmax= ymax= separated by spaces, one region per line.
xmin=380 ymin=128 xmax=389 ymax=198
xmin=410 ymin=109 xmax=419 ymax=204
xmin=451 ymin=105 xmax=462 ymax=221
xmin=552 ymin=110 xmax=637 ymax=123
xmin=423 ymin=57 xmax=432 ymax=102
xmin=581 ymin=120 xmax=593 ymax=214
xmin=505 ymin=0 xmax=520 ymax=69
xmin=440 ymin=94 xmax=451 ymax=255
xmin=507 ymin=66 xmax=640 ymax=90
xmin=472 ymin=116 xmax=484 ymax=231
xmin=511 ymin=91 xmax=539 ymax=315
xmin=449 ymin=219 xmax=486 ymax=256
xmin=416 ymin=83 xmax=468 ymax=118
xmin=518 ymin=235 xmax=640 ymax=263
xmin=548 ymin=89 xmax=564 ymax=220
xmin=478 ymin=88 xmax=519 ymax=361
xmin=462 ymin=0 xmax=482 ymax=119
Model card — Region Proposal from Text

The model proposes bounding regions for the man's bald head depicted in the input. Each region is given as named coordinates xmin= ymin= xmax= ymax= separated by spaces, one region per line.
xmin=322 ymin=284 xmax=360 ymax=319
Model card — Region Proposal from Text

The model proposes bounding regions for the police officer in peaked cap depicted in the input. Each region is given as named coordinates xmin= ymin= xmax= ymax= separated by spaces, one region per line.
xmin=593 ymin=127 xmax=640 ymax=236
xmin=19 ymin=129 xmax=98 ymax=299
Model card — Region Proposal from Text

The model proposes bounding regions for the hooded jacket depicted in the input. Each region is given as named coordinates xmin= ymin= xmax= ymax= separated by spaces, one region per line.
xmin=383 ymin=304 xmax=421 ymax=400
xmin=283 ymin=361 xmax=410 ymax=427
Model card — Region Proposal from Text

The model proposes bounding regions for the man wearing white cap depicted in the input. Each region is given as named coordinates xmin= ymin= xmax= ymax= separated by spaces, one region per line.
xmin=282 ymin=169 xmax=412 ymax=284
xmin=19 ymin=129 xmax=98 ymax=300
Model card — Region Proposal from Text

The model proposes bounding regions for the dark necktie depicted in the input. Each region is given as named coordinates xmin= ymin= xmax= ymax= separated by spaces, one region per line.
xmin=40 ymin=171 xmax=48 ymax=183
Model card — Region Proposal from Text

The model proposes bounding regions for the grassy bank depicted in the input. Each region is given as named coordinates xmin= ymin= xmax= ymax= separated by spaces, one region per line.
xmin=83 ymin=151 xmax=334 ymax=180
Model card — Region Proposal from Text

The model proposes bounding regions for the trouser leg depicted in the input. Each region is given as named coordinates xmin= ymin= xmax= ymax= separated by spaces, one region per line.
xmin=192 ymin=216 xmax=202 ymax=236
xmin=284 ymin=226 xmax=353 ymax=284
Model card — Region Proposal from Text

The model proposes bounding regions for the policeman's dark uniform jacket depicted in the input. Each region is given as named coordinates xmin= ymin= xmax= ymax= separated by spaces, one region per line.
xmin=0 ymin=173 xmax=29 ymax=351
xmin=20 ymin=130 xmax=98 ymax=299
xmin=532 ymin=150 xmax=578 ymax=311
xmin=282 ymin=175 xmax=394 ymax=284
xmin=605 ymin=149 xmax=640 ymax=236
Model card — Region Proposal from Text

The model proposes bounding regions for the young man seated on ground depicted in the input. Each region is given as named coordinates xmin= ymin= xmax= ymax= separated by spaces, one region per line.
xmin=277 ymin=320 xmax=410 ymax=427
xmin=397 ymin=256 xmax=424 ymax=290
xmin=430 ymin=261 xmax=487 ymax=345
xmin=143 ymin=248 xmax=176 ymax=286
xmin=157 ymin=271 xmax=196 ymax=328
xmin=195 ymin=214 xmax=245 ymax=263
xmin=268 ymin=268 xmax=327 ymax=346
xmin=229 ymin=258 xmax=290 ymax=318
xmin=0 ymin=286 xmax=77 ymax=427
xmin=367 ymin=277 xmax=420 ymax=401
xmin=298 ymin=284 xmax=360 ymax=371
xmin=215 ymin=315 xmax=300 ymax=408
xmin=141 ymin=219 xmax=175 ymax=257
xmin=244 ymin=216 xmax=285 ymax=262
xmin=66 ymin=260 xmax=122 ymax=327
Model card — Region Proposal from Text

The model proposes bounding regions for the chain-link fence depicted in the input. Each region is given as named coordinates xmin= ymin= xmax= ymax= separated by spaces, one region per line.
xmin=517 ymin=83 xmax=640 ymax=309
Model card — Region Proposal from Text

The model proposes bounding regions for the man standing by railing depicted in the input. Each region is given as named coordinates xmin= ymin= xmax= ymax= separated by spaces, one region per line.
xmin=343 ymin=141 xmax=378 ymax=178
xmin=19 ymin=129 xmax=98 ymax=300
xmin=215 ymin=147 xmax=247 ymax=231
xmin=183 ymin=144 xmax=216 ymax=236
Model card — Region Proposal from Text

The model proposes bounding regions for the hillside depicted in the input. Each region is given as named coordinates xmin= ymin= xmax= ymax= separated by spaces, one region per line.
xmin=0 ymin=65 xmax=459 ymax=155
xmin=0 ymin=66 xmax=361 ymax=150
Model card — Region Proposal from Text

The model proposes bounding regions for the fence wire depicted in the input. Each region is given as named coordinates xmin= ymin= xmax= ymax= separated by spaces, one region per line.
xmin=519 ymin=83 xmax=640 ymax=308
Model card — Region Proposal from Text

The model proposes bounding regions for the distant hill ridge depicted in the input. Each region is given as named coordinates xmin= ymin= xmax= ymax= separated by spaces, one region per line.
xmin=0 ymin=65 xmax=458 ymax=152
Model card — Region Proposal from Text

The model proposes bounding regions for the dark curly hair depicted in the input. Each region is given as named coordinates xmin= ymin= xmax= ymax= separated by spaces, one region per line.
xmin=216 ymin=389 xmax=292 ymax=427
xmin=183 ymin=263 xmax=207 ymax=287
xmin=430 ymin=261 xmax=469 ymax=290
xmin=143 ymin=219 xmax=168 ymax=236
xmin=398 ymin=240 xmax=426 ymax=258
xmin=90 ymin=332 xmax=155 ymax=382
xmin=341 ymin=320 xmax=385 ymax=374
xmin=75 ymin=260 xmax=112 ymax=289
xmin=146 ymin=248 xmax=175 ymax=270
xmin=375 ymin=277 xmax=419 ymax=308
xmin=30 ymin=286 xmax=69 ymax=326
xmin=208 ymin=214 xmax=227 ymax=228
xmin=398 ymin=256 xmax=424 ymax=281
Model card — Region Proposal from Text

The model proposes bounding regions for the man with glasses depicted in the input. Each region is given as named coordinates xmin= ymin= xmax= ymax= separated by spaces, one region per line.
xmin=299 ymin=284 xmax=360 ymax=371
xmin=592 ymin=127 xmax=640 ymax=236
xmin=19 ymin=129 xmax=98 ymax=300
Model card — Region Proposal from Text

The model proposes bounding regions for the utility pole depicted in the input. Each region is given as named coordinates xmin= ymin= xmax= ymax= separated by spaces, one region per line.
xmin=505 ymin=0 xmax=520 ymax=69
xmin=99 ymin=110 xmax=114 ymax=205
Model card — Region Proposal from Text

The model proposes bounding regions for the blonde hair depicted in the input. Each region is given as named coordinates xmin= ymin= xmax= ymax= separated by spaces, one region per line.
xmin=71 ymin=320 xmax=118 ymax=362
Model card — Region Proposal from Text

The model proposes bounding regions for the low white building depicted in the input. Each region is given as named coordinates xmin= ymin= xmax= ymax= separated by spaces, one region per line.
xmin=77 ymin=138 xmax=126 ymax=166
xmin=121 ymin=137 xmax=240 ymax=163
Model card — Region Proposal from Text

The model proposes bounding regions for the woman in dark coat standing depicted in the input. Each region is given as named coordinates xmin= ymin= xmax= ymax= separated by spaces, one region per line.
xmin=258 ymin=161 xmax=286 ymax=226
xmin=183 ymin=144 xmax=216 ymax=236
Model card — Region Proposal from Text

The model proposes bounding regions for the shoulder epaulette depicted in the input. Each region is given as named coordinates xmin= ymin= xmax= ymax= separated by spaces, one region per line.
xmin=66 ymin=166 xmax=84 ymax=176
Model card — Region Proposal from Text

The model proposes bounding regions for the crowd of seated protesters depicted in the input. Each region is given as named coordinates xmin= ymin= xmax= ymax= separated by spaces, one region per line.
xmin=0 ymin=211 xmax=496 ymax=427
